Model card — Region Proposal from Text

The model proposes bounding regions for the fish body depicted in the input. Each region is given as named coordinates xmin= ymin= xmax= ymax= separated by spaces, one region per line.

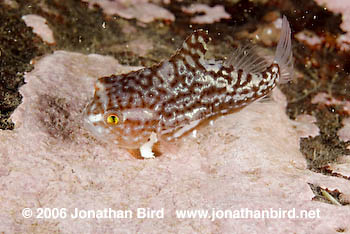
xmin=84 ymin=16 xmax=293 ymax=158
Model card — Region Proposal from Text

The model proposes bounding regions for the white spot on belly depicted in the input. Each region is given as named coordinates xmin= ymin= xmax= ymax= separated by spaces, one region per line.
xmin=140 ymin=132 xmax=158 ymax=159
xmin=192 ymin=129 xmax=197 ymax=138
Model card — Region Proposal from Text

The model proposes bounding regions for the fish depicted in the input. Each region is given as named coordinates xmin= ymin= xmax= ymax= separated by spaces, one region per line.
xmin=84 ymin=16 xmax=293 ymax=159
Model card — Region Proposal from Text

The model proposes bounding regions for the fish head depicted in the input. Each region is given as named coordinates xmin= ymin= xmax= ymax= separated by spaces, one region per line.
xmin=83 ymin=77 xmax=156 ymax=149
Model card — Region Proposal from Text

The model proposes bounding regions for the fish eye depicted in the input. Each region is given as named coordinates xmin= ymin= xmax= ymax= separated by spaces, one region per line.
xmin=106 ymin=113 xmax=120 ymax=125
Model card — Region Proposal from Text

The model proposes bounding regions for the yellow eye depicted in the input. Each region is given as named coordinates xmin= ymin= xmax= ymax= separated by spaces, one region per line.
xmin=106 ymin=114 xmax=119 ymax=125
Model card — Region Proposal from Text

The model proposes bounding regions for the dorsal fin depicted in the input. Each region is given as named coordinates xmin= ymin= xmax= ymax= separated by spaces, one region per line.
xmin=223 ymin=16 xmax=294 ymax=81
xmin=224 ymin=43 xmax=268 ymax=75
xmin=175 ymin=29 xmax=211 ymax=61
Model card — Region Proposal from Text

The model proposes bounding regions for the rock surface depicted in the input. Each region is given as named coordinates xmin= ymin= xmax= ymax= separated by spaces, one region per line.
xmin=22 ymin=14 xmax=55 ymax=44
xmin=82 ymin=0 xmax=175 ymax=23
xmin=0 ymin=51 xmax=349 ymax=233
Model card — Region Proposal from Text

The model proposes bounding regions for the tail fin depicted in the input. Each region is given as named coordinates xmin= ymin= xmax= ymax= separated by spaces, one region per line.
xmin=274 ymin=15 xmax=294 ymax=84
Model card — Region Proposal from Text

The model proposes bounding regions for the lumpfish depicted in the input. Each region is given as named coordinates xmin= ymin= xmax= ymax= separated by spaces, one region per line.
xmin=84 ymin=16 xmax=293 ymax=159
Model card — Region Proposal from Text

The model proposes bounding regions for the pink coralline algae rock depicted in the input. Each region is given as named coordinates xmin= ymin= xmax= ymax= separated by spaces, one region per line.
xmin=329 ymin=154 xmax=350 ymax=178
xmin=295 ymin=30 xmax=323 ymax=49
xmin=182 ymin=4 xmax=231 ymax=24
xmin=1 ymin=51 xmax=350 ymax=233
xmin=293 ymin=114 xmax=320 ymax=138
xmin=315 ymin=0 xmax=350 ymax=32
xmin=315 ymin=0 xmax=350 ymax=50
xmin=82 ymin=0 xmax=175 ymax=23
xmin=21 ymin=14 xmax=55 ymax=44
xmin=312 ymin=92 xmax=350 ymax=115
xmin=338 ymin=118 xmax=350 ymax=142
xmin=127 ymin=36 xmax=154 ymax=56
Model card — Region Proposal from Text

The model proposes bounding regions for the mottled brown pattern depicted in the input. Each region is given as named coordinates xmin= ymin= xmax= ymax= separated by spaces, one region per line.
xmin=84 ymin=29 xmax=281 ymax=148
